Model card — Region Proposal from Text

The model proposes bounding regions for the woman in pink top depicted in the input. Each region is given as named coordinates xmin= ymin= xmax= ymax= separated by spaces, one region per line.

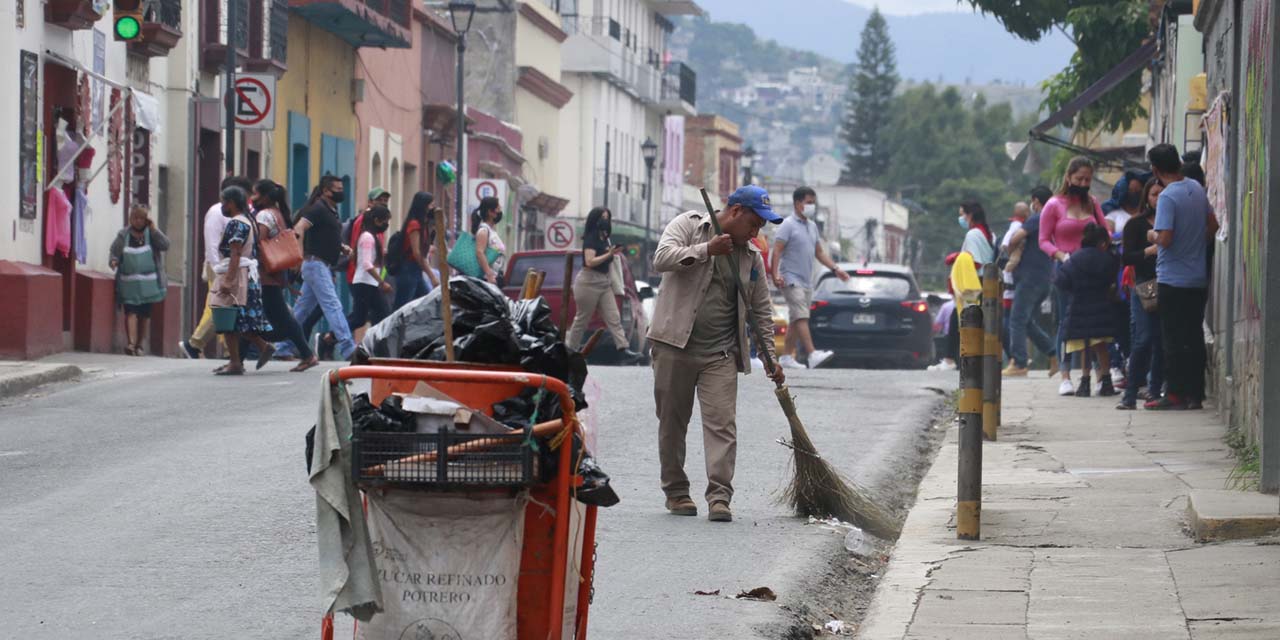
xmin=1039 ymin=156 xmax=1108 ymax=395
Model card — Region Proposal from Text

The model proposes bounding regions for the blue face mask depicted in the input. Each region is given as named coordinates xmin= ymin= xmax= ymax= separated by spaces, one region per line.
xmin=958 ymin=215 xmax=969 ymax=230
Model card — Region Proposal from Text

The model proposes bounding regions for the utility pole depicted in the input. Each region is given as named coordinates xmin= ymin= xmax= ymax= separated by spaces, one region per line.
xmin=224 ymin=0 xmax=238 ymax=176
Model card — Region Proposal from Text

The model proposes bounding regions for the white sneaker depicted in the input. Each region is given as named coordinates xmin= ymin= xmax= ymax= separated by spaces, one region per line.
xmin=927 ymin=360 xmax=957 ymax=372
xmin=1110 ymin=368 xmax=1125 ymax=383
xmin=1058 ymin=379 xmax=1075 ymax=396
xmin=808 ymin=350 xmax=835 ymax=369
xmin=779 ymin=355 xmax=805 ymax=370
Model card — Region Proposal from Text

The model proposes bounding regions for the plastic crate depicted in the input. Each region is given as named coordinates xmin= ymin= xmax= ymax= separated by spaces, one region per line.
xmin=352 ymin=427 xmax=536 ymax=490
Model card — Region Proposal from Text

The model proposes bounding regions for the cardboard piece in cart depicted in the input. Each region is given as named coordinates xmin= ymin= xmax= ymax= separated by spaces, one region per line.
xmin=394 ymin=381 xmax=511 ymax=435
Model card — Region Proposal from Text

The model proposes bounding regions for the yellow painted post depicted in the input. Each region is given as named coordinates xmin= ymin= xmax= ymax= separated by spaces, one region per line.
xmin=981 ymin=264 xmax=1001 ymax=441
xmin=957 ymin=304 xmax=984 ymax=541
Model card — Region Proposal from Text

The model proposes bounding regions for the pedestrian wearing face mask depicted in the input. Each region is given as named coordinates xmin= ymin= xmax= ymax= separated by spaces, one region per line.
xmin=1039 ymin=156 xmax=1108 ymax=396
xmin=566 ymin=207 xmax=643 ymax=362
xmin=346 ymin=205 xmax=394 ymax=333
xmin=472 ymin=196 xmax=507 ymax=286
xmin=110 ymin=205 xmax=169 ymax=356
xmin=284 ymin=175 xmax=356 ymax=361
xmin=770 ymin=186 xmax=848 ymax=370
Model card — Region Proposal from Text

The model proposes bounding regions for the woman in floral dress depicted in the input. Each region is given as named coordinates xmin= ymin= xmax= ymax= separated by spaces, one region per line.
xmin=210 ymin=185 xmax=275 ymax=375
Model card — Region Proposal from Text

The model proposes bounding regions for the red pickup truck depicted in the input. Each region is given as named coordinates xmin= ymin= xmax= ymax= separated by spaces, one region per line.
xmin=502 ymin=250 xmax=651 ymax=364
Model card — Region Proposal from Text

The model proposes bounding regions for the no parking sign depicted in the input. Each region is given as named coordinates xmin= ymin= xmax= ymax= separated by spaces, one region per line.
xmin=467 ymin=179 xmax=508 ymax=213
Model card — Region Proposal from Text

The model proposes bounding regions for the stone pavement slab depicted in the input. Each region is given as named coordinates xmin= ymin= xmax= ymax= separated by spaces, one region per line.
xmin=857 ymin=376 xmax=1280 ymax=640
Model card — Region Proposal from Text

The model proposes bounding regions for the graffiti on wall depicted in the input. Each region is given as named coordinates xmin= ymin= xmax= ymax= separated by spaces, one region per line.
xmin=1240 ymin=0 xmax=1271 ymax=318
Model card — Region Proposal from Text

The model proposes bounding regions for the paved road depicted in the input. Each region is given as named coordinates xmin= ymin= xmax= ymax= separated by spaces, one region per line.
xmin=0 ymin=354 xmax=952 ymax=639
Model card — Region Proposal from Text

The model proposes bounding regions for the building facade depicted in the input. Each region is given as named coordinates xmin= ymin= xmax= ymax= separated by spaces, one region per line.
xmin=1 ymin=0 xmax=192 ymax=358
xmin=1192 ymin=0 xmax=1280 ymax=491
xmin=682 ymin=114 xmax=741 ymax=204
xmin=558 ymin=0 xmax=701 ymax=251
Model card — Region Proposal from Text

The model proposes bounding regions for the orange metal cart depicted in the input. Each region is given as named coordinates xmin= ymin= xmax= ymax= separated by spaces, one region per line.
xmin=322 ymin=362 xmax=599 ymax=640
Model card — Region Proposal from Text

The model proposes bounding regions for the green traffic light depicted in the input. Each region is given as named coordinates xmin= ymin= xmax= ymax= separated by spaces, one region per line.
xmin=115 ymin=16 xmax=141 ymax=40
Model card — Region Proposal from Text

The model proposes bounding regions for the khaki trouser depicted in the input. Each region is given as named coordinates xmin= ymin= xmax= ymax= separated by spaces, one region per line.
xmin=189 ymin=265 xmax=218 ymax=350
xmin=566 ymin=268 xmax=628 ymax=350
xmin=652 ymin=342 xmax=739 ymax=504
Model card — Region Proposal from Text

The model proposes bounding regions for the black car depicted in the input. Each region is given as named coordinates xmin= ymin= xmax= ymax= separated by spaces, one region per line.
xmin=809 ymin=263 xmax=935 ymax=368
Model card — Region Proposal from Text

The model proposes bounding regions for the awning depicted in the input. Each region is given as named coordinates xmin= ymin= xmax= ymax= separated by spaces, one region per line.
xmin=526 ymin=191 xmax=570 ymax=216
xmin=1030 ymin=40 xmax=1158 ymax=136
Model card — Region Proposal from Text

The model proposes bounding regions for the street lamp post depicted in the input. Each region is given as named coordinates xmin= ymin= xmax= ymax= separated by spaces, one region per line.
xmin=641 ymin=137 xmax=658 ymax=280
xmin=448 ymin=1 xmax=477 ymax=233
xmin=741 ymin=145 xmax=756 ymax=187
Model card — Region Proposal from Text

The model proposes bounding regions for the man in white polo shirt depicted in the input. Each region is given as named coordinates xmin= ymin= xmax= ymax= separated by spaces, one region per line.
xmin=770 ymin=186 xmax=849 ymax=369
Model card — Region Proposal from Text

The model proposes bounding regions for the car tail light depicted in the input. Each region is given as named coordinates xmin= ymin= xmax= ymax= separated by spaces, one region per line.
xmin=855 ymin=269 xmax=876 ymax=275
xmin=810 ymin=300 xmax=829 ymax=311
xmin=777 ymin=325 xmax=787 ymax=336
xmin=901 ymin=300 xmax=929 ymax=314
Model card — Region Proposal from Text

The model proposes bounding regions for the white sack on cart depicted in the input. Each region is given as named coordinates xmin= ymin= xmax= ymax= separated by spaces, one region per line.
xmin=357 ymin=493 xmax=525 ymax=640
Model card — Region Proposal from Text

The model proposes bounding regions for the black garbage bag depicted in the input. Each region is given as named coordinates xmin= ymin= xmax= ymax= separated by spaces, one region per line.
xmin=492 ymin=387 xmax=565 ymax=430
xmin=350 ymin=393 xmax=416 ymax=433
xmin=526 ymin=430 xmax=619 ymax=508
xmin=358 ymin=276 xmax=522 ymax=363
xmin=576 ymin=454 xmax=620 ymax=507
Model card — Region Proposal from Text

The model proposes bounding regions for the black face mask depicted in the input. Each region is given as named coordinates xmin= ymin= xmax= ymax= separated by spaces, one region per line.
xmin=1067 ymin=184 xmax=1090 ymax=200
xmin=600 ymin=221 xmax=612 ymax=237
xmin=329 ymin=191 xmax=346 ymax=204
xmin=1122 ymin=192 xmax=1141 ymax=209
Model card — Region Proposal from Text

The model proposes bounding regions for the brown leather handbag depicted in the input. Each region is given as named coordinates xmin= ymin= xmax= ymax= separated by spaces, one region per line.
xmin=257 ymin=209 xmax=303 ymax=273
xmin=1134 ymin=279 xmax=1159 ymax=313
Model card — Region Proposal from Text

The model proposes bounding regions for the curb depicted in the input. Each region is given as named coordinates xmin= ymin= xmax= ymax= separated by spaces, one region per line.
xmin=1188 ymin=489 xmax=1280 ymax=542
xmin=0 ymin=363 xmax=83 ymax=399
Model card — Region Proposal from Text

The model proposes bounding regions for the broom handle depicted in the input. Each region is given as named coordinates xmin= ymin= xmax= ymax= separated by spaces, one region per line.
xmin=700 ymin=188 xmax=784 ymax=390
xmin=434 ymin=209 xmax=456 ymax=362
xmin=364 ymin=418 xmax=565 ymax=475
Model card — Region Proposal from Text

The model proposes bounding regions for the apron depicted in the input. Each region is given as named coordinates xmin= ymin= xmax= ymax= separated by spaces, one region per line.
xmin=118 ymin=228 xmax=165 ymax=305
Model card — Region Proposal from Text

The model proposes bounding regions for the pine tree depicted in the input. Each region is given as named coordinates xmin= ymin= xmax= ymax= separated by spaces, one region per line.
xmin=840 ymin=8 xmax=899 ymax=186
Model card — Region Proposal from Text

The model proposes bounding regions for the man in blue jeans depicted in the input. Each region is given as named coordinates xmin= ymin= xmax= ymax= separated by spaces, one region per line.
xmin=280 ymin=175 xmax=356 ymax=361
xmin=1001 ymin=186 xmax=1057 ymax=375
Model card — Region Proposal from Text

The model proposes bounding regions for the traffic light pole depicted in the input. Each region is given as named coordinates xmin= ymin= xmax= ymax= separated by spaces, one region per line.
xmin=224 ymin=0 xmax=237 ymax=176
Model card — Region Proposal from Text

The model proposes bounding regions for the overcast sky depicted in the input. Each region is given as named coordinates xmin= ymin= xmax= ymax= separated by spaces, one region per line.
xmin=843 ymin=0 xmax=971 ymax=15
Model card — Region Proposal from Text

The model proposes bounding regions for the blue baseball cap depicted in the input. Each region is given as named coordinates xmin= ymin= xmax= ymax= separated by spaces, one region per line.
xmin=726 ymin=185 xmax=783 ymax=224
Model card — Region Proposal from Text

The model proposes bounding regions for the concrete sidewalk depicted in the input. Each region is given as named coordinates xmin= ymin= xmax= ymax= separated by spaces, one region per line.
xmin=858 ymin=376 xmax=1280 ymax=640
xmin=0 ymin=361 xmax=81 ymax=399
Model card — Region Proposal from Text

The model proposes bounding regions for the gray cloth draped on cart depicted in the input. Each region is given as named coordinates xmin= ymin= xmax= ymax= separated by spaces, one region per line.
xmin=310 ymin=374 xmax=383 ymax=621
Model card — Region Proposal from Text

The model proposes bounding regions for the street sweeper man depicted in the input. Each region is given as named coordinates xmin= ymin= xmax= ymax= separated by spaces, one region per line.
xmin=647 ymin=185 xmax=786 ymax=524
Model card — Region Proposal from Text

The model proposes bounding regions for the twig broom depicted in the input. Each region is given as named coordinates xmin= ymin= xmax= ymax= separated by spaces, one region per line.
xmin=699 ymin=189 xmax=899 ymax=540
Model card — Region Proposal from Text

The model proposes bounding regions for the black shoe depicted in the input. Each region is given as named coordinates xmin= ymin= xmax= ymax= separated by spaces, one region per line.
xmin=617 ymin=349 xmax=643 ymax=364
xmin=1098 ymin=375 xmax=1117 ymax=397
xmin=1186 ymin=399 xmax=1204 ymax=410
xmin=1075 ymin=375 xmax=1092 ymax=397
xmin=179 ymin=340 xmax=201 ymax=359
xmin=1115 ymin=400 xmax=1136 ymax=410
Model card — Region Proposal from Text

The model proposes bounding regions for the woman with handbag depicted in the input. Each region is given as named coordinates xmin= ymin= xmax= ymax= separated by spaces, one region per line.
xmin=252 ymin=179 xmax=317 ymax=372
xmin=448 ymin=196 xmax=506 ymax=284
xmin=566 ymin=207 xmax=642 ymax=361
xmin=109 ymin=205 xmax=169 ymax=356
xmin=1117 ymin=178 xmax=1165 ymax=410
xmin=210 ymin=186 xmax=276 ymax=376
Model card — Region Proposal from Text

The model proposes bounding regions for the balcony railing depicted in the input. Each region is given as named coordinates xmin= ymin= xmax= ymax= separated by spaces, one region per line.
xmin=592 ymin=170 xmax=649 ymax=224
xmin=657 ymin=60 xmax=696 ymax=114
xmin=201 ymin=0 xmax=250 ymax=72
xmin=128 ymin=0 xmax=184 ymax=58
xmin=563 ymin=16 xmax=663 ymax=105
xmin=246 ymin=0 xmax=289 ymax=75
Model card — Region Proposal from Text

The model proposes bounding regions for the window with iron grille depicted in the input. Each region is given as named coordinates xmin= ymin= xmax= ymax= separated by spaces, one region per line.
xmin=608 ymin=18 xmax=620 ymax=40
xmin=153 ymin=0 xmax=182 ymax=31
xmin=268 ymin=0 xmax=288 ymax=64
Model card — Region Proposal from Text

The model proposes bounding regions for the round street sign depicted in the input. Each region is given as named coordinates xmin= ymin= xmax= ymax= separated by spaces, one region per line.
xmin=475 ymin=180 xmax=499 ymax=201
xmin=232 ymin=76 xmax=273 ymax=127
xmin=547 ymin=220 xmax=575 ymax=249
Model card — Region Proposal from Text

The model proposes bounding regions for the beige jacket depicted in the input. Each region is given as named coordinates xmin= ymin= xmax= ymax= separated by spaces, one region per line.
xmin=647 ymin=210 xmax=776 ymax=373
